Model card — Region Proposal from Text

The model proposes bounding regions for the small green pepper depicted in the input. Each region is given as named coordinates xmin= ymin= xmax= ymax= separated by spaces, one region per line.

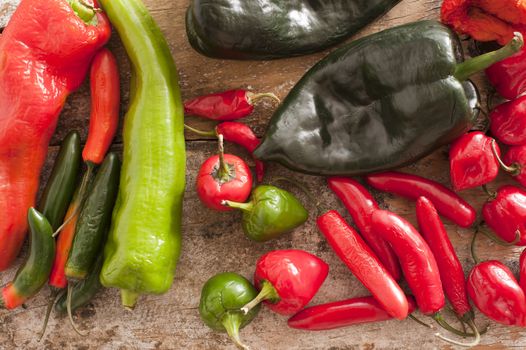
xmin=224 ymin=185 xmax=308 ymax=242
xmin=200 ymin=272 xmax=260 ymax=350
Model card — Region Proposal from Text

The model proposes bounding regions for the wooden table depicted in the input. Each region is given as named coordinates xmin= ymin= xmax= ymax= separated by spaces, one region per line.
xmin=1 ymin=1 xmax=524 ymax=349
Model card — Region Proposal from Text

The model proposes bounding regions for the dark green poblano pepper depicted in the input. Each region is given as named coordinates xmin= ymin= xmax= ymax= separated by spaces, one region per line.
xmin=224 ymin=185 xmax=308 ymax=242
xmin=199 ymin=272 xmax=260 ymax=350
xmin=186 ymin=0 xmax=402 ymax=60
xmin=254 ymin=21 xmax=523 ymax=176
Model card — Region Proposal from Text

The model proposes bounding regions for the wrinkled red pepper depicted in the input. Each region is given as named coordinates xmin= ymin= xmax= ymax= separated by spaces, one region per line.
xmin=486 ymin=46 xmax=526 ymax=100
xmin=490 ymin=96 xmax=526 ymax=146
xmin=0 ymin=0 xmax=110 ymax=271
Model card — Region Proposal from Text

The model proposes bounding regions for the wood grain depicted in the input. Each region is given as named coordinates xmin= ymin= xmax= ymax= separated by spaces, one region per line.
xmin=1 ymin=0 xmax=525 ymax=349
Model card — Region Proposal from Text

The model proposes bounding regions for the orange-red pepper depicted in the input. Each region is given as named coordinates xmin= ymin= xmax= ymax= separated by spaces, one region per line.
xmin=0 ymin=0 xmax=110 ymax=271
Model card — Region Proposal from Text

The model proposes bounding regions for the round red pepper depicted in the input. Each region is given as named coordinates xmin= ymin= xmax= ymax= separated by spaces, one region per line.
xmin=287 ymin=295 xmax=417 ymax=331
xmin=449 ymin=132 xmax=500 ymax=191
xmin=501 ymin=144 xmax=526 ymax=187
xmin=196 ymin=135 xmax=253 ymax=211
xmin=487 ymin=47 xmax=526 ymax=100
xmin=366 ymin=171 xmax=476 ymax=228
xmin=317 ymin=210 xmax=409 ymax=320
xmin=467 ymin=260 xmax=526 ymax=327
xmin=241 ymin=250 xmax=329 ymax=316
xmin=327 ymin=177 xmax=401 ymax=280
xmin=490 ymin=96 xmax=526 ymax=146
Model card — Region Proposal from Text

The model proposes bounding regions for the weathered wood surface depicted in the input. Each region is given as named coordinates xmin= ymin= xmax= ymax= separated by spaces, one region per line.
xmin=1 ymin=0 xmax=525 ymax=349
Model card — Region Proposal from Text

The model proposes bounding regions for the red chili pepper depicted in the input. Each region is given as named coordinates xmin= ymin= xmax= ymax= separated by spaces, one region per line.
xmin=482 ymin=185 xmax=526 ymax=245
xmin=449 ymin=132 xmax=500 ymax=191
xmin=467 ymin=260 xmax=526 ymax=326
xmin=416 ymin=197 xmax=472 ymax=319
xmin=0 ymin=0 xmax=110 ymax=271
xmin=365 ymin=171 xmax=476 ymax=228
xmin=521 ymin=249 xmax=526 ymax=293
xmin=499 ymin=143 xmax=526 ymax=187
xmin=83 ymin=48 xmax=120 ymax=165
xmin=486 ymin=47 xmax=526 ymax=100
xmin=184 ymin=89 xmax=280 ymax=121
xmin=196 ymin=135 xmax=253 ymax=211
xmin=240 ymin=250 xmax=329 ymax=316
xmin=287 ymin=295 xmax=417 ymax=331
xmin=317 ymin=210 xmax=408 ymax=320
xmin=370 ymin=210 xmax=445 ymax=316
xmin=490 ymin=96 xmax=526 ymax=146
xmin=327 ymin=177 xmax=401 ymax=280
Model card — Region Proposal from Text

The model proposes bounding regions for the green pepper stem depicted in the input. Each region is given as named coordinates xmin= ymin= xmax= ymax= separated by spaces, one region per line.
xmin=216 ymin=134 xmax=232 ymax=183
xmin=184 ymin=124 xmax=217 ymax=138
xmin=240 ymin=280 xmax=280 ymax=315
xmin=435 ymin=318 xmax=481 ymax=347
xmin=454 ymin=32 xmax=523 ymax=81
xmin=246 ymin=92 xmax=281 ymax=106
xmin=121 ymin=289 xmax=139 ymax=309
xmin=222 ymin=313 xmax=249 ymax=350
xmin=470 ymin=228 xmax=481 ymax=265
xmin=491 ymin=139 xmax=521 ymax=176
xmin=38 ymin=289 xmax=64 ymax=341
xmin=409 ymin=314 xmax=434 ymax=329
xmin=222 ymin=200 xmax=254 ymax=212
xmin=433 ymin=313 xmax=473 ymax=338
xmin=68 ymin=0 xmax=97 ymax=24
xmin=67 ymin=283 xmax=87 ymax=336
xmin=479 ymin=226 xmax=520 ymax=246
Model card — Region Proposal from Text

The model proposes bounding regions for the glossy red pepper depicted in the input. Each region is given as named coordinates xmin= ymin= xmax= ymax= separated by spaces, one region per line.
xmin=487 ymin=47 xmax=526 ymax=100
xmin=240 ymin=250 xmax=329 ymax=316
xmin=521 ymin=249 xmax=526 ymax=293
xmin=482 ymin=185 xmax=526 ymax=245
xmin=0 ymin=0 xmax=110 ymax=271
xmin=416 ymin=197 xmax=472 ymax=320
xmin=371 ymin=210 xmax=445 ymax=315
xmin=327 ymin=177 xmax=401 ymax=280
xmin=467 ymin=260 xmax=526 ymax=326
xmin=287 ymin=295 xmax=417 ymax=331
xmin=500 ymin=143 xmax=526 ymax=187
xmin=449 ymin=132 xmax=500 ymax=191
xmin=196 ymin=135 xmax=253 ymax=211
xmin=184 ymin=89 xmax=279 ymax=121
xmin=490 ymin=96 xmax=526 ymax=146
xmin=317 ymin=210 xmax=408 ymax=320
xmin=366 ymin=172 xmax=476 ymax=228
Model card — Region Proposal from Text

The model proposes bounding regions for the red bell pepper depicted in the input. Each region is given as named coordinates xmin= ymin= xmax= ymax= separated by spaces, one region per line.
xmin=490 ymin=96 xmax=526 ymax=146
xmin=241 ymin=250 xmax=329 ymax=316
xmin=0 ymin=0 xmax=110 ymax=271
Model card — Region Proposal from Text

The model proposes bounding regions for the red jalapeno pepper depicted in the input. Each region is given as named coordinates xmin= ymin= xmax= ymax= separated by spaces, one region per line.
xmin=240 ymin=250 xmax=329 ymax=316
xmin=521 ymin=249 xmax=526 ymax=293
xmin=184 ymin=89 xmax=280 ymax=121
xmin=449 ymin=132 xmax=500 ymax=191
xmin=196 ymin=135 xmax=253 ymax=211
xmin=327 ymin=177 xmax=401 ymax=280
xmin=490 ymin=95 xmax=526 ymax=146
xmin=316 ymin=210 xmax=409 ymax=320
xmin=366 ymin=171 xmax=476 ymax=228
xmin=288 ymin=295 xmax=417 ymax=331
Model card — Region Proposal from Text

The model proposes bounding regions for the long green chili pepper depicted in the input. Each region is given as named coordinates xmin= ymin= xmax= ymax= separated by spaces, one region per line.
xmin=39 ymin=131 xmax=81 ymax=231
xmin=1 ymin=208 xmax=55 ymax=310
xmin=99 ymin=0 xmax=186 ymax=308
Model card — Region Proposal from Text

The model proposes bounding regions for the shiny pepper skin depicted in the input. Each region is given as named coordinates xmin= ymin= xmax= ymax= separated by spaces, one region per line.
xmin=482 ymin=185 xmax=526 ymax=245
xmin=503 ymin=144 xmax=526 ymax=187
xmin=449 ymin=132 xmax=500 ymax=191
xmin=467 ymin=261 xmax=526 ymax=327
xmin=490 ymin=96 xmax=526 ymax=146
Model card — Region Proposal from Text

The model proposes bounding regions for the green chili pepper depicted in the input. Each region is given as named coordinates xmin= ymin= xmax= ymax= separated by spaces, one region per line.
xmin=0 ymin=208 xmax=55 ymax=310
xmin=39 ymin=131 xmax=81 ymax=231
xmin=98 ymin=0 xmax=186 ymax=308
xmin=199 ymin=272 xmax=260 ymax=350
xmin=224 ymin=185 xmax=308 ymax=242
xmin=186 ymin=0 xmax=402 ymax=60
xmin=254 ymin=21 xmax=523 ymax=176
xmin=55 ymin=254 xmax=103 ymax=314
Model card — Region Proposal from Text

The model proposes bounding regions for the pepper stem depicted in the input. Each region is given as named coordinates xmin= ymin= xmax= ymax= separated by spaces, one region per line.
xmin=121 ymin=289 xmax=139 ymax=309
xmin=222 ymin=200 xmax=254 ymax=212
xmin=184 ymin=124 xmax=217 ymax=138
xmin=222 ymin=313 xmax=249 ymax=350
xmin=240 ymin=280 xmax=280 ymax=315
xmin=491 ymin=139 xmax=521 ymax=176
xmin=68 ymin=0 xmax=98 ymax=24
xmin=216 ymin=134 xmax=232 ymax=183
xmin=38 ymin=289 xmax=64 ymax=341
xmin=409 ymin=314 xmax=434 ymax=329
xmin=479 ymin=227 xmax=520 ymax=246
xmin=67 ymin=283 xmax=87 ymax=336
xmin=471 ymin=228 xmax=481 ymax=264
xmin=435 ymin=318 xmax=481 ymax=347
xmin=433 ymin=313 xmax=473 ymax=338
xmin=246 ymin=92 xmax=280 ymax=106
xmin=454 ymin=32 xmax=524 ymax=81
xmin=482 ymin=184 xmax=497 ymax=200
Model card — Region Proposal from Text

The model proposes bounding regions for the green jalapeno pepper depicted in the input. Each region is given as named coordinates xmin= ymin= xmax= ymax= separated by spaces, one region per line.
xmin=39 ymin=131 xmax=81 ymax=231
xmin=200 ymin=272 xmax=260 ymax=350
xmin=254 ymin=21 xmax=523 ymax=176
xmin=224 ymin=185 xmax=308 ymax=242
xmin=1 ymin=208 xmax=55 ymax=309
xmin=99 ymin=0 xmax=186 ymax=308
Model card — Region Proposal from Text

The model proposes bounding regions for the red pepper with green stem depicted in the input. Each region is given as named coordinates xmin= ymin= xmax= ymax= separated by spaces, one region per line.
xmin=366 ymin=171 xmax=476 ymax=228
xmin=486 ymin=46 xmax=526 ymax=100
xmin=327 ymin=177 xmax=401 ymax=280
xmin=0 ymin=0 xmax=110 ymax=271
xmin=240 ymin=250 xmax=329 ymax=316
xmin=494 ymin=141 xmax=526 ymax=187
xmin=490 ymin=96 xmax=526 ymax=146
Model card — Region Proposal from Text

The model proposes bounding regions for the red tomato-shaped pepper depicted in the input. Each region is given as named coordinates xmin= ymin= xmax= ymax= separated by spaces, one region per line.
xmin=490 ymin=96 xmax=526 ymax=146
xmin=449 ymin=132 xmax=500 ymax=191
xmin=467 ymin=261 xmax=526 ymax=327
xmin=503 ymin=144 xmax=526 ymax=187
xmin=482 ymin=185 xmax=526 ymax=245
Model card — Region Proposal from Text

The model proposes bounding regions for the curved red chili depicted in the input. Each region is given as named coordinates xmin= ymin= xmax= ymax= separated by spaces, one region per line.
xmin=416 ymin=197 xmax=472 ymax=319
xmin=490 ymin=95 xmax=526 ymax=146
xmin=366 ymin=171 xmax=476 ymax=228
xmin=287 ymin=295 xmax=417 ymax=331
xmin=317 ymin=210 xmax=409 ymax=320
xmin=370 ymin=209 xmax=445 ymax=315
xmin=327 ymin=177 xmax=401 ymax=280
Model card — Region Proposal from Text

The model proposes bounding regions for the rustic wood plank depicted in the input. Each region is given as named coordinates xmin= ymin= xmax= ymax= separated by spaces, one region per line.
xmin=1 ymin=0 xmax=524 ymax=349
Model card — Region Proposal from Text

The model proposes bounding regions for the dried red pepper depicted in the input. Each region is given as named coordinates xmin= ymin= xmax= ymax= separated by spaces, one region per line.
xmin=0 ymin=0 xmax=110 ymax=271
